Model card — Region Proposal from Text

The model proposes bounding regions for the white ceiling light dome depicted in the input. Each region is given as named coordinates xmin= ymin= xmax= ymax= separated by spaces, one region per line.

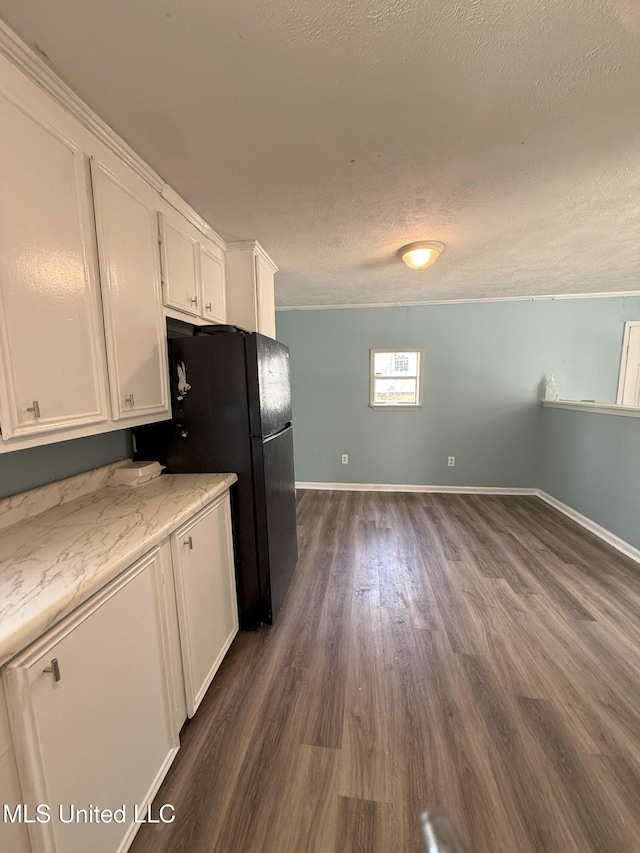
xmin=397 ymin=241 xmax=445 ymax=270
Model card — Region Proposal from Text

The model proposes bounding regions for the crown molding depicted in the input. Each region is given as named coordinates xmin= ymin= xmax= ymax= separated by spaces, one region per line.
xmin=160 ymin=184 xmax=225 ymax=249
xmin=0 ymin=19 xmax=166 ymax=193
xmin=276 ymin=290 xmax=640 ymax=311
xmin=0 ymin=16 xmax=225 ymax=253
xmin=226 ymin=240 xmax=278 ymax=273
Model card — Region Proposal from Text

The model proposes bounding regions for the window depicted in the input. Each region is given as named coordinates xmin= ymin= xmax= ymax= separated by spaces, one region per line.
xmin=370 ymin=349 xmax=424 ymax=409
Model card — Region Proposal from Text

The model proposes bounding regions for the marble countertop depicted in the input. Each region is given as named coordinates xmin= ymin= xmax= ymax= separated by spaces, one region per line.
xmin=0 ymin=471 xmax=237 ymax=666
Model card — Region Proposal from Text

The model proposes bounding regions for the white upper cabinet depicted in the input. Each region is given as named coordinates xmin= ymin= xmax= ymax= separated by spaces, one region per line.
xmin=159 ymin=205 xmax=226 ymax=326
xmin=255 ymin=253 xmax=277 ymax=339
xmin=158 ymin=210 xmax=200 ymax=316
xmin=0 ymin=92 xmax=108 ymax=440
xmin=225 ymin=242 xmax=278 ymax=338
xmin=91 ymin=158 xmax=170 ymax=421
xmin=200 ymin=242 xmax=226 ymax=324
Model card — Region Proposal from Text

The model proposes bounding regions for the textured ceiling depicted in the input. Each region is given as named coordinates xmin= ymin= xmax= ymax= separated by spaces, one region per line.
xmin=0 ymin=0 xmax=639 ymax=306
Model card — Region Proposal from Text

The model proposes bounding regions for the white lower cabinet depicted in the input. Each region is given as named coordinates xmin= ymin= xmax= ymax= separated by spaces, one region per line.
xmin=5 ymin=547 xmax=178 ymax=853
xmin=1 ymin=492 xmax=238 ymax=853
xmin=171 ymin=493 xmax=238 ymax=717
xmin=0 ymin=676 xmax=30 ymax=853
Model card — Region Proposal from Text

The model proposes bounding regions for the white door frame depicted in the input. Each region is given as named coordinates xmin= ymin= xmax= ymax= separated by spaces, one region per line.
xmin=617 ymin=320 xmax=640 ymax=405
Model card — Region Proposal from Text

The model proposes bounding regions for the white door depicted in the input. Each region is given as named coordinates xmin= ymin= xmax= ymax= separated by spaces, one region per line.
xmin=171 ymin=494 xmax=238 ymax=717
xmin=0 ymin=92 xmax=108 ymax=440
xmin=5 ymin=549 xmax=177 ymax=853
xmin=200 ymin=243 xmax=226 ymax=324
xmin=158 ymin=212 xmax=200 ymax=317
xmin=255 ymin=255 xmax=276 ymax=338
xmin=618 ymin=322 xmax=640 ymax=406
xmin=91 ymin=159 xmax=169 ymax=421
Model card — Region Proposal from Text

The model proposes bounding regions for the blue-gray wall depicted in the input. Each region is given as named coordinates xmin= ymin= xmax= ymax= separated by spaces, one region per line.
xmin=540 ymin=407 xmax=640 ymax=549
xmin=0 ymin=430 xmax=132 ymax=499
xmin=276 ymin=296 xmax=640 ymax=487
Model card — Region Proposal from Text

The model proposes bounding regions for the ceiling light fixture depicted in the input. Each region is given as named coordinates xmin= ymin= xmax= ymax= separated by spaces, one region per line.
xmin=397 ymin=241 xmax=444 ymax=270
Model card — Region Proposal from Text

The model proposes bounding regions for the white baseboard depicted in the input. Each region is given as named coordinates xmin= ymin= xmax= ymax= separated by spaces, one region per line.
xmin=536 ymin=490 xmax=640 ymax=565
xmin=295 ymin=482 xmax=537 ymax=495
xmin=294 ymin=481 xmax=640 ymax=565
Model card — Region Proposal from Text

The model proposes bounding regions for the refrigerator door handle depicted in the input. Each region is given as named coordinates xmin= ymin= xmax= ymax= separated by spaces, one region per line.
xmin=252 ymin=423 xmax=292 ymax=443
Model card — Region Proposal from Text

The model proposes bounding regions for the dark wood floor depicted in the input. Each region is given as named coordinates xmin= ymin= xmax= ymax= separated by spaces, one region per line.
xmin=130 ymin=491 xmax=640 ymax=853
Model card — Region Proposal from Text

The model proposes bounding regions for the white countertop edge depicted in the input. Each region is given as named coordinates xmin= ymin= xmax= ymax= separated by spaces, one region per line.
xmin=0 ymin=473 xmax=237 ymax=666
xmin=542 ymin=400 xmax=640 ymax=418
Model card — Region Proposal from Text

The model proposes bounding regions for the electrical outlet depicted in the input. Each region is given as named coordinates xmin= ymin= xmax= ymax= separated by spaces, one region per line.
xmin=448 ymin=456 xmax=456 ymax=467
xmin=341 ymin=454 xmax=349 ymax=464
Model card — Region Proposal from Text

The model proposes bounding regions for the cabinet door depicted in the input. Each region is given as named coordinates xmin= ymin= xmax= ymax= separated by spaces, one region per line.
xmin=224 ymin=249 xmax=258 ymax=331
xmin=0 ymin=677 xmax=30 ymax=853
xmin=158 ymin=212 xmax=200 ymax=317
xmin=255 ymin=255 xmax=276 ymax=339
xmin=200 ymin=243 xmax=226 ymax=324
xmin=5 ymin=548 xmax=177 ymax=853
xmin=171 ymin=494 xmax=238 ymax=717
xmin=0 ymin=92 xmax=108 ymax=440
xmin=91 ymin=159 xmax=169 ymax=421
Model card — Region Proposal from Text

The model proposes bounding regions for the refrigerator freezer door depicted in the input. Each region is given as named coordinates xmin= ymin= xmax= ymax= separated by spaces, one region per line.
xmin=134 ymin=334 xmax=263 ymax=628
xmin=246 ymin=334 xmax=292 ymax=438
xmin=251 ymin=425 xmax=298 ymax=625
xmin=135 ymin=329 xmax=298 ymax=630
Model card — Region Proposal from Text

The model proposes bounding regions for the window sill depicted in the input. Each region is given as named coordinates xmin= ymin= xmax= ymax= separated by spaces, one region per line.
xmin=369 ymin=404 xmax=424 ymax=411
xmin=542 ymin=400 xmax=640 ymax=418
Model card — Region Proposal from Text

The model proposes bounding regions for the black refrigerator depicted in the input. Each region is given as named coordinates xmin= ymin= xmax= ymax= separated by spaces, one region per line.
xmin=134 ymin=326 xmax=298 ymax=629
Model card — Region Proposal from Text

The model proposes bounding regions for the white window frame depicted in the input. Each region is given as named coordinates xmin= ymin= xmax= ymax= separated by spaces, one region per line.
xmin=369 ymin=348 xmax=424 ymax=410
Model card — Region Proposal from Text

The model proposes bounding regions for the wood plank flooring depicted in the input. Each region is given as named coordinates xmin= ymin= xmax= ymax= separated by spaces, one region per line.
xmin=130 ymin=491 xmax=640 ymax=853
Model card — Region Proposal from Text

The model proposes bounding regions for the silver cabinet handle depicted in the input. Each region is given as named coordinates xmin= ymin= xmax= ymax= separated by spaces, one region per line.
xmin=205 ymin=303 xmax=212 ymax=312
xmin=43 ymin=658 xmax=61 ymax=682
xmin=27 ymin=400 xmax=41 ymax=418
xmin=125 ymin=393 xmax=135 ymax=407
xmin=184 ymin=536 xmax=193 ymax=549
